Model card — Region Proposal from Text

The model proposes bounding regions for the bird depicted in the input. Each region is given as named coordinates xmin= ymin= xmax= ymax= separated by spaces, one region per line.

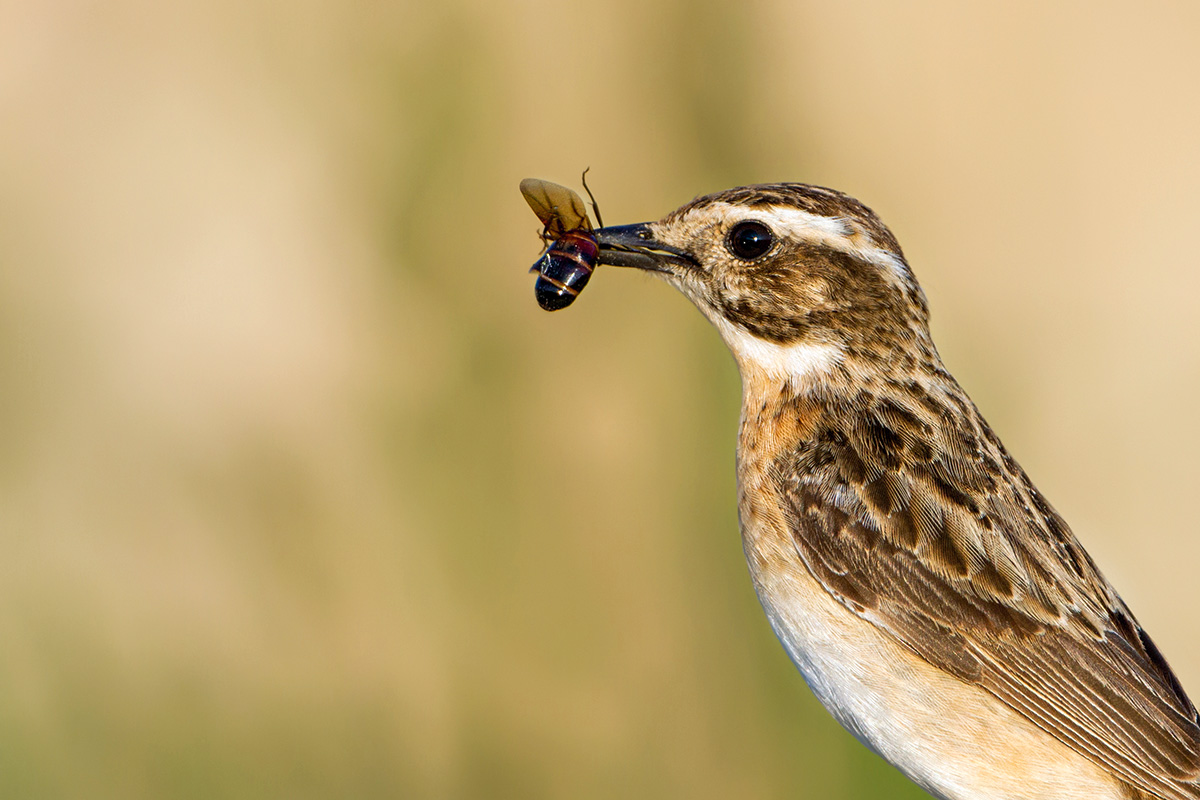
xmin=587 ymin=183 xmax=1200 ymax=800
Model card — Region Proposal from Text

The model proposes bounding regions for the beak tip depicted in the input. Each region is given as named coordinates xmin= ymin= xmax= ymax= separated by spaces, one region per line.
xmin=594 ymin=223 xmax=664 ymax=271
xmin=594 ymin=223 xmax=692 ymax=273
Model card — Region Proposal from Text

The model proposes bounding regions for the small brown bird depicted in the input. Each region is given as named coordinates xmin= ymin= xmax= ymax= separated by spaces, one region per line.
xmin=589 ymin=184 xmax=1200 ymax=800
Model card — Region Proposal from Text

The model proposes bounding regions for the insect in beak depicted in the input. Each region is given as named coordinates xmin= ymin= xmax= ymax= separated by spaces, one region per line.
xmin=519 ymin=177 xmax=600 ymax=311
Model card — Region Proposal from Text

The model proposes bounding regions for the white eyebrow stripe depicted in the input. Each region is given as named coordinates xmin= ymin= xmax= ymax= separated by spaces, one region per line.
xmin=707 ymin=202 xmax=910 ymax=279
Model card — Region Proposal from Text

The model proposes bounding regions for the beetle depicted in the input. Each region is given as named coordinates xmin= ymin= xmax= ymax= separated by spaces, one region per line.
xmin=520 ymin=176 xmax=603 ymax=311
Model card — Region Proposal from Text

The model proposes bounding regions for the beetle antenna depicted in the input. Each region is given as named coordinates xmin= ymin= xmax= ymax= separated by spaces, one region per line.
xmin=581 ymin=168 xmax=604 ymax=228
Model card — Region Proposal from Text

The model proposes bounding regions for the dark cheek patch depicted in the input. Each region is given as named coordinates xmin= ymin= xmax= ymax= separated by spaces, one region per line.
xmin=718 ymin=243 xmax=887 ymax=344
xmin=717 ymin=242 xmax=924 ymax=361
xmin=720 ymin=295 xmax=811 ymax=343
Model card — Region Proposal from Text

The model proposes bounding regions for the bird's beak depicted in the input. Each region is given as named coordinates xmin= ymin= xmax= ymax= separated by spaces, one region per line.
xmin=593 ymin=223 xmax=695 ymax=274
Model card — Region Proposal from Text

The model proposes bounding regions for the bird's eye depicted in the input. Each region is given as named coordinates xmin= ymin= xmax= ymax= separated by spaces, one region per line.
xmin=727 ymin=221 xmax=774 ymax=260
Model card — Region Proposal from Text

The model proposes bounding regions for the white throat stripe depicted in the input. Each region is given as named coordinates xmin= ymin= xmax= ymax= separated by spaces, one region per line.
xmin=713 ymin=316 xmax=844 ymax=383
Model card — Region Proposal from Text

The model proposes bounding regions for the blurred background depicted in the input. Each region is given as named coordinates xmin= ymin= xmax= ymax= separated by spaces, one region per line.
xmin=2 ymin=1 xmax=1200 ymax=797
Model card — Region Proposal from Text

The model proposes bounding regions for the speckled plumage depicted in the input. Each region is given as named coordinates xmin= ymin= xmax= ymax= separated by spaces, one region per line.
xmin=592 ymin=183 xmax=1200 ymax=800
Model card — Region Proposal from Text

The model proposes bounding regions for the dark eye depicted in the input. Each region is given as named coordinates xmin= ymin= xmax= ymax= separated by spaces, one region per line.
xmin=727 ymin=221 xmax=774 ymax=260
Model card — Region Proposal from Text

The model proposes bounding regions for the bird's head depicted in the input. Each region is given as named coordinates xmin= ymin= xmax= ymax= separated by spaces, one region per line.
xmin=595 ymin=184 xmax=937 ymax=389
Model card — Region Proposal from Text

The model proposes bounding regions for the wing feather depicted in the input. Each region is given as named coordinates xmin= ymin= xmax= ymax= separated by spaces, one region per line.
xmin=773 ymin=388 xmax=1200 ymax=799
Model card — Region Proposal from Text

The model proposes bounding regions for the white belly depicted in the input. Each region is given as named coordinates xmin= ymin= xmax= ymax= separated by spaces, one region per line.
xmin=742 ymin=521 xmax=1129 ymax=800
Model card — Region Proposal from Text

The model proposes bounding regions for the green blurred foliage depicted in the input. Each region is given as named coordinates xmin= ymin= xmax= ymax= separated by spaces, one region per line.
xmin=2 ymin=1 xmax=1200 ymax=798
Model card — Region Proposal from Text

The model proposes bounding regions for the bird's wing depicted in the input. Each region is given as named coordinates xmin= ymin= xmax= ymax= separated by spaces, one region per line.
xmin=772 ymin=392 xmax=1200 ymax=800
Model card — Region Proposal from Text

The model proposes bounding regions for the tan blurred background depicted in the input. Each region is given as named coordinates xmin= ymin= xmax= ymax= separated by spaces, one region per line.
xmin=2 ymin=1 xmax=1199 ymax=798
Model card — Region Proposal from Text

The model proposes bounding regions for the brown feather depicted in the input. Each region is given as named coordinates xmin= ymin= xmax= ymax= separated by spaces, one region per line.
xmin=770 ymin=382 xmax=1200 ymax=798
